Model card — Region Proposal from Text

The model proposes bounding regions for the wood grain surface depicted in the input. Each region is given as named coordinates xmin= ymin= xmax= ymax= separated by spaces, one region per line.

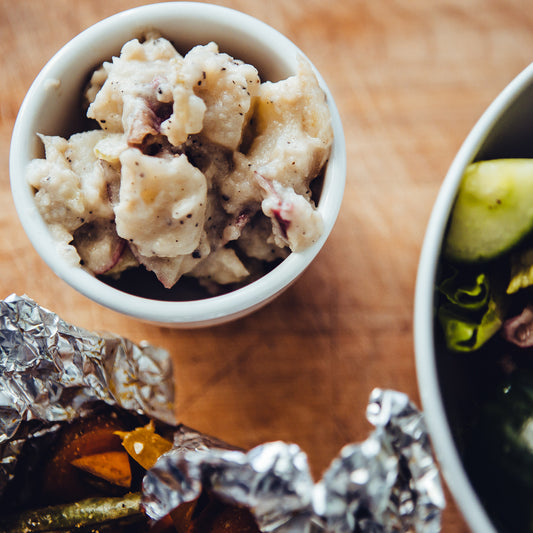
xmin=3 ymin=1 xmax=533 ymax=531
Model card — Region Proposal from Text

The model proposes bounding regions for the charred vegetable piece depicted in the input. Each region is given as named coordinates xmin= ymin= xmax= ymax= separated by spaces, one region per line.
xmin=438 ymin=299 xmax=501 ymax=352
xmin=41 ymin=414 xmax=129 ymax=504
xmin=444 ymin=159 xmax=533 ymax=263
xmin=116 ymin=421 xmax=173 ymax=470
xmin=71 ymin=450 xmax=132 ymax=488
xmin=0 ymin=492 xmax=144 ymax=532
xmin=170 ymin=491 xmax=261 ymax=533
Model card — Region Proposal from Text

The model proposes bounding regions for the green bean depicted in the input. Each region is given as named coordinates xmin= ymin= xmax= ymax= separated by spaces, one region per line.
xmin=0 ymin=492 xmax=144 ymax=532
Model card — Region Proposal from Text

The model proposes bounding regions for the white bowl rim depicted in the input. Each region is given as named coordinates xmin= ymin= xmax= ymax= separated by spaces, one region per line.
xmin=9 ymin=2 xmax=346 ymax=327
xmin=414 ymin=61 xmax=533 ymax=532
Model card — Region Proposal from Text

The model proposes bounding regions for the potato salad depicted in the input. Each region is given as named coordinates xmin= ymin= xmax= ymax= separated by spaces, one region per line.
xmin=27 ymin=33 xmax=333 ymax=292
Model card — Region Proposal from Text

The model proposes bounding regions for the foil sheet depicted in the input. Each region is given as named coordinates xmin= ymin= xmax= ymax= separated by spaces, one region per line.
xmin=143 ymin=389 xmax=445 ymax=533
xmin=0 ymin=293 xmax=174 ymax=496
xmin=0 ymin=295 xmax=444 ymax=532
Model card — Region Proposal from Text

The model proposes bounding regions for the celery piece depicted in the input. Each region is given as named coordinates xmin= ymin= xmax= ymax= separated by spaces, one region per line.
xmin=437 ymin=266 xmax=503 ymax=352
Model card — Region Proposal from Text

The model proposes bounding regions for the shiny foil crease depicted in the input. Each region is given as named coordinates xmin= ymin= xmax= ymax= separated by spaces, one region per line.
xmin=0 ymin=294 xmax=174 ymax=496
xmin=143 ymin=389 xmax=444 ymax=533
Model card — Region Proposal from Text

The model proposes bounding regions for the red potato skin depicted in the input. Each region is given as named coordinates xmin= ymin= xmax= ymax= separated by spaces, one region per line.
xmin=92 ymin=237 xmax=127 ymax=275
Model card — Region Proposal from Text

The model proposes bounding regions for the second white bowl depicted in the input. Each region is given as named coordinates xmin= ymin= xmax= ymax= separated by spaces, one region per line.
xmin=10 ymin=2 xmax=346 ymax=327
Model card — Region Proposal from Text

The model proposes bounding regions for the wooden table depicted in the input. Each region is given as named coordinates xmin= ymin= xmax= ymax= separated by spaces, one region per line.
xmin=3 ymin=0 xmax=532 ymax=530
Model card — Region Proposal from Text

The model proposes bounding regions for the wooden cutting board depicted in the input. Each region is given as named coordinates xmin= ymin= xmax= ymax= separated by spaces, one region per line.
xmin=2 ymin=0 xmax=533 ymax=530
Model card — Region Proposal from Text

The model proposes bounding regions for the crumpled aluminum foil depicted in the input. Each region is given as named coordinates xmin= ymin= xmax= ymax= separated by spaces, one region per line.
xmin=0 ymin=293 xmax=174 ymax=496
xmin=143 ymin=389 xmax=445 ymax=533
xmin=0 ymin=294 xmax=444 ymax=532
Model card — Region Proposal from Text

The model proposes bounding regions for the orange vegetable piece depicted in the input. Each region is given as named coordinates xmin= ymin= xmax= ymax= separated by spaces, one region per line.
xmin=71 ymin=450 xmax=132 ymax=488
xmin=116 ymin=421 xmax=173 ymax=470
xmin=40 ymin=414 xmax=128 ymax=505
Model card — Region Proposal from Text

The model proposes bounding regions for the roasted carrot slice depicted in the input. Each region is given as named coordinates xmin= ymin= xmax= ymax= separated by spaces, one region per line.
xmin=71 ymin=450 xmax=132 ymax=488
xmin=41 ymin=414 xmax=129 ymax=504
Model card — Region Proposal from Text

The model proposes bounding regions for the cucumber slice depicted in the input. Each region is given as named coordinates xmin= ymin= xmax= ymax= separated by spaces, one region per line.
xmin=444 ymin=159 xmax=533 ymax=263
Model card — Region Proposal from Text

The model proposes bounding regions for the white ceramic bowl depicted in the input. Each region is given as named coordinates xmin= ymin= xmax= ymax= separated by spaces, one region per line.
xmin=415 ymin=62 xmax=533 ymax=532
xmin=10 ymin=2 xmax=345 ymax=328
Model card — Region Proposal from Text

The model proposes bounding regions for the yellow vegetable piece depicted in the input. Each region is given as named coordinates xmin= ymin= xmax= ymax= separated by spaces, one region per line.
xmin=115 ymin=421 xmax=173 ymax=470
xmin=71 ymin=450 xmax=132 ymax=488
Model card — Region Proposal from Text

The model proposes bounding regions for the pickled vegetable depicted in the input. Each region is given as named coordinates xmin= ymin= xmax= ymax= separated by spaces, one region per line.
xmin=170 ymin=491 xmax=261 ymax=533
xmin=444 ymin=159 xmax=533 ymax=263
xmin=507 ymin=248 xmax=533 ymax=293
xmin=437 ymin=299 xmax=501 ymax=352
xmin=437 ymin=268 xmax=503 ymax=351
xmin=40 ymin=413 xmax=129 ymax=504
